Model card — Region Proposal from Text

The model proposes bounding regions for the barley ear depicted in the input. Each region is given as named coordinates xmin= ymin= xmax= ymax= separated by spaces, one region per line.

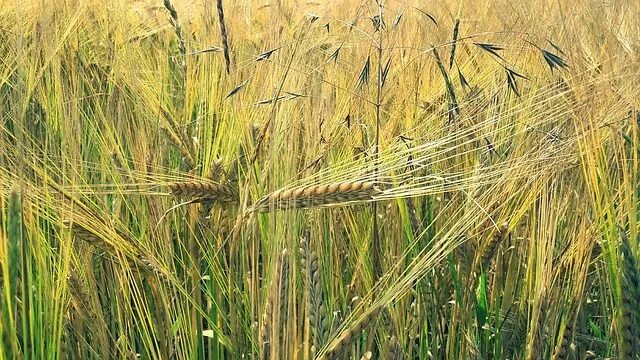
xmin=319 ymin=304 xmax=383 ymax=360
xmin=259 ymin=295 xmax=273 ymax=360
xmin=168 ymin=181 xmax=239 ymax=204
xmin=66 ymin=220 xmax=172 ymax=285
xmin=551 ymin=314 xmax=576 ymax=360
xmin=4 ymin=187 xmax=23 ymax=356
xmin=7 ymin=188 xmax=22 ymax=306
xmin=277 ymin=249 xmax=290 ymax=343
xmin=478 ymin=222 xmax=509 ymax=272
xmin=300 ymin=236 xmax=329 ymax=353
xmin=387 ymin=335 xmax=404 ymax=360
xmin=253 ymin=181 xmax=382 ymax=212
xmin=259 ymin=249 xmax=289 ymax=359
xmin=618 ymin=229 xmax=640 ymax=359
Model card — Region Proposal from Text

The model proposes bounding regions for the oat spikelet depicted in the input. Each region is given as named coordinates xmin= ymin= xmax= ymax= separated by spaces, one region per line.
xmin=253 ymin=181 xmax=381 ymax=212
xmin=163 ymin=0 xmax=186 ymax=77
xmin=448 ymin=17 xmax=461 ymax=69
xmin=618 ymin=229 xmax=640 ymax=359
xmin=216 ymin=0 xmax=231 ymax=73
xmin=319 ymin=304 xmax=383 ymax=360
xmin=168 ymin=181 xmax=238 ymax=203
xmin=300 ymin=237 xmax=329 ymax=352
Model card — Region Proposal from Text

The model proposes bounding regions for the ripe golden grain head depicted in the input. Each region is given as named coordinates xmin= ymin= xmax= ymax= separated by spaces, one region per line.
xmin=253 ymin=181 xmax=381 ymax=212
xmin=168 ymin=181 xmax=238 ymax=203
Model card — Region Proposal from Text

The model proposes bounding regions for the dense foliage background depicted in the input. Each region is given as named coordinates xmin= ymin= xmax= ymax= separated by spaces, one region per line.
xmin=0 ymin=0 xmax=639 ymax=358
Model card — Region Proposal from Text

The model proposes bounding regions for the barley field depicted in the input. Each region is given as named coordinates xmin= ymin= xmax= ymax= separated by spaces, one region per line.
xmin=0 ymin=0 xmax=639 ymax=359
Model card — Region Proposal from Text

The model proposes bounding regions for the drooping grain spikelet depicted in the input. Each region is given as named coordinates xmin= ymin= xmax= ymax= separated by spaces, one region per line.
xmin=67 ymin=271 xmax=106 ymax=331
xmin=66 ymin=220 xmax=115 ymax=253
xmin=618 ymin=229 xmax=640 ymax=359
xmin=216 ymin=0 xmax=231 ymax=73
xmin=300 ymin=236 xmax=330 ymax=353
xmin=319 ymin=304 xmax=383 ymax=360
xmin=66 ymin=220 xmax=172 ymax=284
xmin=168 ymin=181 xmax=238 ymax=203
xmin=253 ymin=181 xmax=382 ymax=212
xmin=68 ymin=272 xmax=91 ymax=315
xmin=360 ymin=351 xmax=373 ymax=360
